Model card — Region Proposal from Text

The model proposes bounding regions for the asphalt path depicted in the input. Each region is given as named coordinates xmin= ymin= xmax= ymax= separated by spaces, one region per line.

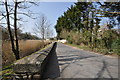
xmin=56 ymin=42 xmax=118 ymax=79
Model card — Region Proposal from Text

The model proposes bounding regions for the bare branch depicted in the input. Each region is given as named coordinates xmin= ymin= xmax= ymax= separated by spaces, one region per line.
xmin=28 ymin=2 xmax=39 ymax=6
xmin=0 ymin=2 xmax=4 ymax=5
xmin=18 ymin=4 xmax=30 ymax=9
xmin=0 ymin=16 xmax=5 ymax=21
xmin=17 ymin=12 xmax=37 ymax=19
xmin=33 ymin=14 xmax=53 ymax=39
xmin=0 ymin=22 xmax=14 ymax=27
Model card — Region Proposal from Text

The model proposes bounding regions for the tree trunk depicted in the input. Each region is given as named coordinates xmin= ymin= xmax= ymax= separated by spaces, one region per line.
xmin=14 ymin=1 xmax=20 ymax=60
xmin=89 ymin=22 xmax=93 ymax=48
xmin=5 ymin=0 xmax=20 ymax=60
xmin=5 ymin=1 xmax=17 ymax=58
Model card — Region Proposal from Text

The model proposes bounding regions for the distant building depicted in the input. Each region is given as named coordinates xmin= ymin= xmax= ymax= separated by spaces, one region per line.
xmin=58 ymin=39 xmax=67 ymax=43
xmin=97 ymin=22 xmax=119 ymax=39
xmin=98 ymin=22 xmax=109 ymax=33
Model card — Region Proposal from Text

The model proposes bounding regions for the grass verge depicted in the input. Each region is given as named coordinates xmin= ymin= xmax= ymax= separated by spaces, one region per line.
xmin=65 ymin=43 xmax=119 ymax=57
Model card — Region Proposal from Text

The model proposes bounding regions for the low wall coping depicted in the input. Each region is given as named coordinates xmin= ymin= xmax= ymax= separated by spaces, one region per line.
xmin=13 ymin=42 xmax=54 ymax=73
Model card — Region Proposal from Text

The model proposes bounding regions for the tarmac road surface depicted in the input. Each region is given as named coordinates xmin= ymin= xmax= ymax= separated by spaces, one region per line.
xmin=56 ymin=42 xmax=119 ymax=79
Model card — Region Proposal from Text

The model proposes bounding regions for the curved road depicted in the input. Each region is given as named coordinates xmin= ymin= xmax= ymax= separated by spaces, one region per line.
xmin=56 ymin=42 xmax=118 ymax=78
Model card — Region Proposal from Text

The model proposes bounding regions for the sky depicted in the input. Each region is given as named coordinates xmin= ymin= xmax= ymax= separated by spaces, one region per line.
xmin=22 ymin=2 xmax=112 ymax=36
xmin=23 ymin=2 xmax=76 ymax=37
xmin=1 ymin=2 xmax=117 ymax=37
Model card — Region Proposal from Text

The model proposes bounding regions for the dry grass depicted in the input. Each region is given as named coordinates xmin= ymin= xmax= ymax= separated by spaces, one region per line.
xmin=2 ymin=40 xmax=51 ymax=67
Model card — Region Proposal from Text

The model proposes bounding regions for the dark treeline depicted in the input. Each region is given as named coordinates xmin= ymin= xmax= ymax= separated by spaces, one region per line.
xmin=55 ymin=2 xmax=120 ymax=55
xmin=1 ymin=27 xmax=39 ymax=40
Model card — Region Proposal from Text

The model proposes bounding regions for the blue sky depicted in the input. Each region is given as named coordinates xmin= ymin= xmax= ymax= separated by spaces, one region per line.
xmin=1 ymin=2 xmax=116 ymax=37
xmin=23 ymin=2 xmax=112 ymax=35
xmin=23 ymin=2 xmax=75 ymax=37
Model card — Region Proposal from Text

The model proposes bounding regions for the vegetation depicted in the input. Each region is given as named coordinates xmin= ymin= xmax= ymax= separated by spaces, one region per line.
xmin=33 ymin=14 xmax=54 ymax=40
xmin=1 ymin=20 xmax=52 ymax=79
xmin=1 ymin=27 xmax=40 ymax=40
xmin=2 ymin=40 xmax=51 ymax=67
xmin=1 ymin=40 xmax=51 ymax=79
xmin=55 ymin=2 xmax=120 ymax=55
xmin=0 ymin=0 xmax=53 ymax=73
xmin=0 ymin=0 xmax=37 ymax=60
xmin=0 ymin=1 xmax=53 ymax=79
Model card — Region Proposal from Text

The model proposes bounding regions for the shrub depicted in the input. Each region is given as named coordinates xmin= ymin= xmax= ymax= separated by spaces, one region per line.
xmin=111 ymin=38 xmax=120 ymax=55
xmin=59 ymin=29 xmax=83 ymax=45
xmin=59 ymin=28 xmax=90 ymax=45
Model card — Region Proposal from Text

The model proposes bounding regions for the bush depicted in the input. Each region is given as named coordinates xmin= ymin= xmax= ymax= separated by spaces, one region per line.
xmin=67 ymin=31 xmax=82 ymax=45
xmin=111 ymin=38 xmax=120 ymax=55
xmin=59 ymin=29 xmax=83 ymax=45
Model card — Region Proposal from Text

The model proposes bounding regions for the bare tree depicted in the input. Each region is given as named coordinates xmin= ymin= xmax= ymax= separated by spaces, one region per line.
xmin=1 ymin=0 xmax=37 ymax=60
xmin=46 ymin=27 xmax=54 ymax=39
xmin=34 ymin=14 xmax=53 ymax=40
xmin=4 ymin=0 xmax=20 ymax=59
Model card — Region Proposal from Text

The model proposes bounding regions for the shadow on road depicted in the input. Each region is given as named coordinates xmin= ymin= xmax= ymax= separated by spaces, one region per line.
xmin=95 ymin=60 xmax=113 ymax=79
xmin=57 ymin=51 xmax=116 ymax=78
xmin=40 ymin=42 xmax=60 ymax=79
xmin=58 ymin=54 xmax=103 ymax=74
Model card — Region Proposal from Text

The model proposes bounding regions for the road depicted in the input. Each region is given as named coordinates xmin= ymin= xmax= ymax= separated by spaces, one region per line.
xmin=56 ymin=42 xmax=118 ymax=78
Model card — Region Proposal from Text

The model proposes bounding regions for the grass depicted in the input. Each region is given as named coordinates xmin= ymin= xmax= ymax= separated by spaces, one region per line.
xmin=2 ymin=40 xmax=51 ymax=67
xmin=0 ymin=64 xmax=13 ymax=79
xmin=13 ymin=41 xmax=53 ymax=63
xmin=1 ymin=40 xmax=52 ymax=79
xmin=66 ymin=43 xmax=92 ymax=51
xmin=65 ymin=43 xmax=119 ymax=56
